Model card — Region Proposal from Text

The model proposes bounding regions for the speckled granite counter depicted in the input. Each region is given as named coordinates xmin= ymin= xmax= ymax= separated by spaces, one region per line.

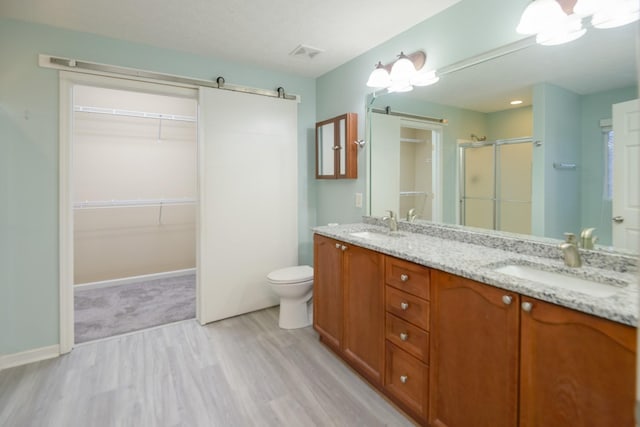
xmin=313 ymin=221 xmax=639 ymax=327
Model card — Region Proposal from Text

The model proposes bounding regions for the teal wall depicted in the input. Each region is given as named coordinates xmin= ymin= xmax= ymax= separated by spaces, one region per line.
xmin=487 ymin=106 xmax=533 ymax=140
xmin=531 ymin=84 xmax=637 ymax=242
xmin=580 ymin=86 xmax=637 ymax=246
xmin=315 ymin=0 xmax=531 ymax=226
xmin=533 ymin=83 xmax=582 ymax=240
xmin=0 ymin=18 xmax=316 ymax=355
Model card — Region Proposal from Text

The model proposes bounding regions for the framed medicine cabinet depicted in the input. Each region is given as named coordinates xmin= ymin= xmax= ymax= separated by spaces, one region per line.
xmin=315 ymin=113 xmax=358 ymax=179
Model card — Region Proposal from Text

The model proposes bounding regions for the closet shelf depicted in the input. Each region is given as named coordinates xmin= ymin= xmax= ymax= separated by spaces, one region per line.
xmin=74 ymin=105 xmax=196 ymax=122
xmin=400 ymin=191 xmax=430 ymax=196
xmin=400 ymin=137 xmax=426 ymax=143
xmin=74 ymin=198 xmax=197 ymax=209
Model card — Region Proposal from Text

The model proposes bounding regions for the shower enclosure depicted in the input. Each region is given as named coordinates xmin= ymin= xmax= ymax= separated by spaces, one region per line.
xmin=459 ymin=137 xmax=533 ymax=234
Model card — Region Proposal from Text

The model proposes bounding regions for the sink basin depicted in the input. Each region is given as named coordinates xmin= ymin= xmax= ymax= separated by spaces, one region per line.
xmin=349 ymin=230 xmax=405 ymax=241
xmin=494 ymin=264 xmax=624 ymax=297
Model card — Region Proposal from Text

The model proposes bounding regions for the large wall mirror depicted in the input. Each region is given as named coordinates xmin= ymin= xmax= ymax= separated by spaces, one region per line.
xmin=367 ymin=24 xmax=638 ymax=254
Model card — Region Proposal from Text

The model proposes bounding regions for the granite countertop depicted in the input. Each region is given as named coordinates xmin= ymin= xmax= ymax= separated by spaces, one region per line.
xmin=313 ymin=222 xmax=639 ymax=327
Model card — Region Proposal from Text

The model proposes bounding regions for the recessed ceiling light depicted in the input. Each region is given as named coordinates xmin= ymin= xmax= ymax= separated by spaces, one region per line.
xmin=510 ymin=100 xmax=523 ymax=105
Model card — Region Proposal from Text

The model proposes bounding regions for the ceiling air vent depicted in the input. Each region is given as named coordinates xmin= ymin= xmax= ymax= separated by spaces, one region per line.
xmin=289 ymin=44 xmax=324 ymax=60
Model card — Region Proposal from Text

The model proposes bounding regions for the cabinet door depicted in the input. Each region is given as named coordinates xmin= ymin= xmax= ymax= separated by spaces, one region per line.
xmin=429 ymin=270 xmax=519 ymax=427
xmin=312 ymin=234 xmax=343 ymax=351
xmin=520 ymin=297 xmax=637 ymax=427
xmin=342 ymin=244 xmax=384 ymax=385
xmin=315 ymin=113 xmax=357 ymax=179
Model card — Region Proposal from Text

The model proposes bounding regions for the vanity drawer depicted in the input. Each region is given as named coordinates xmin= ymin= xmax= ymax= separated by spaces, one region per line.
xmin=386 ymin=286 xmax=429 ymax=330
xmin=385 ymin=256 xmax=430 ymax=300
xmin=385 ymin=342 xmax=429 ymax=420
xmin=386 ymin=313 xmax=429 ymax=363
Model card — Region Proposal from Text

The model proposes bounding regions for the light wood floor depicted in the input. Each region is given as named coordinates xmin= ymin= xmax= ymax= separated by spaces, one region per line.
xmin=0 ymin=308 xmax=414 ymax=427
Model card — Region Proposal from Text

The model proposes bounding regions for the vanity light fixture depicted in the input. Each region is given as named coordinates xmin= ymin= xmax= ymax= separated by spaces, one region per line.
xmin=366 ymin=50 xmax=439 ymax=92
xmin=517 ymin=0 xmax=638 ymax=45
xmin=510 ymin=100 xmax=524 ymax=105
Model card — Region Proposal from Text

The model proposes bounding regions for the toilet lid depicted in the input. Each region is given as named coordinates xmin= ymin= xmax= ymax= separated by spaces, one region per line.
xmin=267 ymin=265 xmax=313 ymax=284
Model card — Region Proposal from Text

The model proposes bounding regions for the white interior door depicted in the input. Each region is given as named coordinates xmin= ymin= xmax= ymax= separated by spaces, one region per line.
xmin=612 ymin=99 xmax=640 ymax=253
xmin=198 ymin=88 xmax=298 ymax=324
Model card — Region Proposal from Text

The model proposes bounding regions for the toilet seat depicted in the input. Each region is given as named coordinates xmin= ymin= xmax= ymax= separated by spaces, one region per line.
xmin=267 ymin=265 xmax=313 ymax=284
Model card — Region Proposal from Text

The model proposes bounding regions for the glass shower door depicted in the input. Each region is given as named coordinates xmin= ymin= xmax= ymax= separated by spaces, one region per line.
xmin=461 ymin=145 xmax=495 ymax=229
xmin=497 ymin=142 xmax=532 ymax=234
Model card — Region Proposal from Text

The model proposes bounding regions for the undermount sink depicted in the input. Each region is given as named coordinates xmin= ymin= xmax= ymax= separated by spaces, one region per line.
xmin=349 ymin=230 xmax=406 ymax=241
xmin=494 ymin=264 xmax=625 ymax=297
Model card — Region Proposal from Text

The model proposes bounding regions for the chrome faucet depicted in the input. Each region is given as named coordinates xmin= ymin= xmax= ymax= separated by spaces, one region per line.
xmin=559 ymin=233 xmax=582 ymax=267
xmin=579 ymin=227 xmax=598 ymax=250
xmin=382 ymin=210 xmax=398 ymax=232
xmin=407 ymin=208 xmax=417 ymax=223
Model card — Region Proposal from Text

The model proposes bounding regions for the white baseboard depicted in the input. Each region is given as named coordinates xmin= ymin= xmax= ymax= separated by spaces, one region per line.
xmin=75 ymin=268 xmax=196 ymax=291
xmin=0 ymin=344 xmax=60 ymax=371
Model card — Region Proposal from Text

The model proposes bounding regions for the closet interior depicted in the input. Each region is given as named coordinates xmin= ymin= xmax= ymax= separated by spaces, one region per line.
xmin=72 ymin=85 xmax=197 ymax=342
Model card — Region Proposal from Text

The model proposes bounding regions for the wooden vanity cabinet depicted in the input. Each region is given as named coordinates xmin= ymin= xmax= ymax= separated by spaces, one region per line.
xmin=313 ymin=234 xmax=343 ymax=352
xmin=429 ymin=270 xmax=520 ymax=427
xmin=342 ymin=243 xmax=385 ymax=385
xmin=312 ymin=234 xmax=384 ymax=385
xmin=314 ymin=236 xmax=637 ymax=427
xmin=520 ymin=297 xmax=636 ymax=427
xmin=383 ymin=256 xmax=431 ymax=423
xmin=429 ymin=270 xmax=637 ymax=427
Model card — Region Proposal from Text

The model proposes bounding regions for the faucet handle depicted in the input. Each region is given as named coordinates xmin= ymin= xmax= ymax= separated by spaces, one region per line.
xmin=385 ymin=210 xmax=396 ymax=219
xmin=563 ymin=232 xmax=577 ymax=244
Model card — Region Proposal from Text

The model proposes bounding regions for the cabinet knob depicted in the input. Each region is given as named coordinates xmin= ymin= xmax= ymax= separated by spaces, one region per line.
xmin=332 ymin=145 xmax=341 ymax=151
xmin=399 ymin=332 xmax=408 ymax=341
xmin=400 ymin=375 xmax=408 ymax=384
xmin=341 ymin=245 xmax=347 ymax=251
xmin=335 ymin=243 xmax=341 ymax=249
xmin=400 ymin=274 xmax=409 ymax=282
xmin=522 ymin=301 xmax=533 ymax=312
xmin=400 ymin=302 xmax=409 ymax=311
xmin=502 ymin=295 xmax=513 ymax=305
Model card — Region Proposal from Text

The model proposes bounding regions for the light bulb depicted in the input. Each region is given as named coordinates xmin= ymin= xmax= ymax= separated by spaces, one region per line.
xmin=389 ymin=52 xmax=417 ymax=83
xmin=366 ymin=62 xmax=391 ymax=88
xmin=411 ymin=69 xmax=440 ymax=87
xmin=536 ymin=13 xmax=586 ymax=45
xmin=517 ymin=0 xmax=568 ymax=34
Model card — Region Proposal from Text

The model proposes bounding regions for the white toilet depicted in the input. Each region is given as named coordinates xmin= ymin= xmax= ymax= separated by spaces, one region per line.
xmin=267 ymin=265 xmax=314 ymax=329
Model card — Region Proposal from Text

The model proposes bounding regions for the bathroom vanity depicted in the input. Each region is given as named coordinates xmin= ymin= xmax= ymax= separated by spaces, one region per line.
xmin=312 ymin=220 xmax=638 ymax=427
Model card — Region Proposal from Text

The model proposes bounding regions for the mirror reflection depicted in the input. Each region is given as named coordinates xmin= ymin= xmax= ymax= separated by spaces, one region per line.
xmin=367 ymin=24 xmax=638 ymax=253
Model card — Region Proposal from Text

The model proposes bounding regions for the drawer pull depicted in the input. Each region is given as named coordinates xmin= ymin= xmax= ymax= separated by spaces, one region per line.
xmin=400 ymin=375 xmax=408 ymax=384
xmin=400 ymin=274 xmax=409 ymax=282
xmin=399 ymin=332 xmax=408 ymax=341
xmin=502 ymin=295 xmax=513 ymax=305
xmin=522 ymin=301 xmax=533 ymax=312
xmin=400 ymin=302 xmax=409 ymax=311
xmin=341 ymin=245 xmax=347 ymax=251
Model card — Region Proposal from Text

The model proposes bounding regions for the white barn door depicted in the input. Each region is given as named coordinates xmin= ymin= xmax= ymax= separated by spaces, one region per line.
xmin=198 ymin=88 xmax=298 ymax=324
xmin=612 ymin=99 xmax=639 ymax=253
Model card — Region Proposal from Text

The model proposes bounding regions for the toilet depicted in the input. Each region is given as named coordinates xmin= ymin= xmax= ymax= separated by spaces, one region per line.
xmin=267 ymin=265 xmax=314 ymax=329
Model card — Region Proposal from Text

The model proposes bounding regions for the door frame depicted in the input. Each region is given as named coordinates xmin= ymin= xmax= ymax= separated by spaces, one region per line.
xmin=58 ymin=71 xmax=199 ymax=353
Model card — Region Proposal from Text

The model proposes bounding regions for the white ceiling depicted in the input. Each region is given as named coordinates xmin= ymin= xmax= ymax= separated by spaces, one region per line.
xmin=0 ymin=0 xmax=461 ymax=78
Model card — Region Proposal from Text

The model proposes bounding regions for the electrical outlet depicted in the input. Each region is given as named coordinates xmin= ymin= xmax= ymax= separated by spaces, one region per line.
xmin=355 ymin=192 xmax=363 ymax=208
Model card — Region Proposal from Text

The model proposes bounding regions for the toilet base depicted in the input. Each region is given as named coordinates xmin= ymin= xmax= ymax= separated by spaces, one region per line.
xmin=278 ymin=297 xmax=312 ymax=329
